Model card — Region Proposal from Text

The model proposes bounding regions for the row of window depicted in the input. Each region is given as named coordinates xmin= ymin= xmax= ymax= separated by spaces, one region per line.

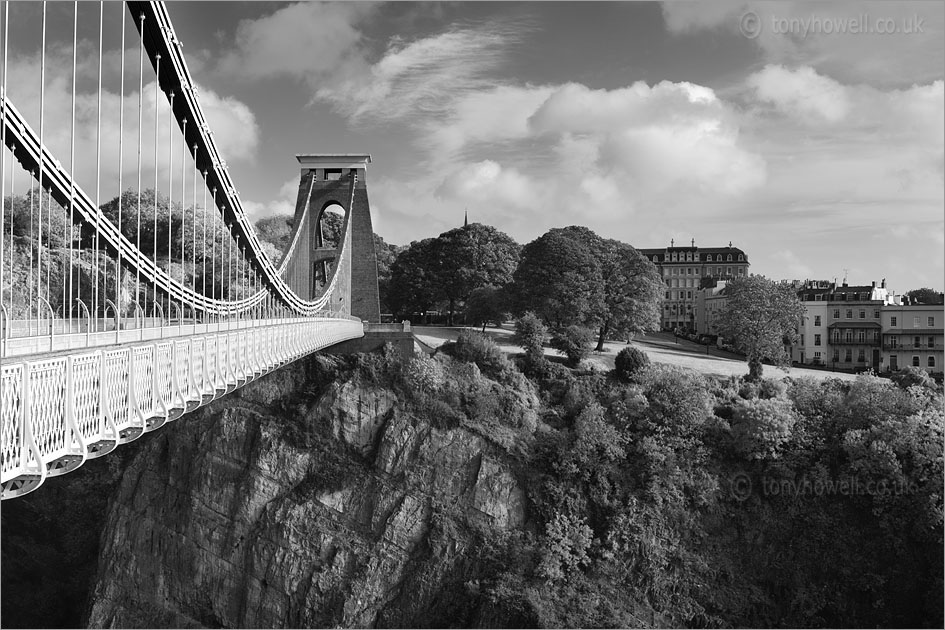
xmin=888 ymin=316 xmax=937 ymax=328
xmin=805 ymin=292 xmax=875 ymax=301
xmin=653 ymin=253 xmax=743 ymax=263
xmin=817 ymin=351 xmax=938 ymax=368
xmin=666 ymin=278 xmax=700 ymax=288
xmin=891 ymin=355 xmax=937 ymax=368
xmin=886 ymin=336 xmax=937 ymax=349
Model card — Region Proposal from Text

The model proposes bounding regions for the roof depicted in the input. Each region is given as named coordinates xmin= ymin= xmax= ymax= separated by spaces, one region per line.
xmin=637 ymin=246 xmax=749 ymax=262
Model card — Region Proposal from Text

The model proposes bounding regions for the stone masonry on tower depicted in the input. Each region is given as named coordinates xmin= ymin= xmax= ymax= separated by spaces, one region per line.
xmin=287 ymin=154 xmax=381 ymax=323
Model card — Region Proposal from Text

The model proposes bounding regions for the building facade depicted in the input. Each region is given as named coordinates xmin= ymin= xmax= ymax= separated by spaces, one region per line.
xmin=791 ymin=280 xmax=894 ymax=372
xmin=880 ymin=296 xmax=944 ymax=376
xmin=694 ymin=281 xmax=729 ymax=337
xmin=638 ymin=240 xmax=749 ymax=331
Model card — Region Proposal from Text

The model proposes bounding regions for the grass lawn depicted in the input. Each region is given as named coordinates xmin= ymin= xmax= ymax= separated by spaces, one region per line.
xmin=412 ymin=325 xmax=860 ymax=383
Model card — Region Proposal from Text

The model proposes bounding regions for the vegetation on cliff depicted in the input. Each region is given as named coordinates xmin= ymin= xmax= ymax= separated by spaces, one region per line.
xmin=2 ymin=332 xmax=942 ymax=628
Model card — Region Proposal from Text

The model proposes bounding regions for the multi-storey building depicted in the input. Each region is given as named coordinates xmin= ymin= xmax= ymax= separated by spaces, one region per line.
xmin=791 ymin=280 xmax=893 ymax=371
xmin=694 ymin=281 xmax=729 ymax=337
xmin=880 ymin=294 xmax=944 ymax=376
xmin=791 ymin=280 xmax=833 ymax=366
xmin=638 ymin=240 xmax=749 ymax=331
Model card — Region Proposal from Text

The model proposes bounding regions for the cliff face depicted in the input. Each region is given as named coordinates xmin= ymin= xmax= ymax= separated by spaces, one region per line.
xmin=86 ymin=354 xmax=531 ymax=629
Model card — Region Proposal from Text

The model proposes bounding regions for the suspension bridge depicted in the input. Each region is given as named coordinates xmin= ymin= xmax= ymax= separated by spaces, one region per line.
xmin=0 ymin=2 xmax=385 ymax=499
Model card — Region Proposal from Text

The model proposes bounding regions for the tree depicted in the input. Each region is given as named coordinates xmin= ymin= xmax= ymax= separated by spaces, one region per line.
xmin=427 ymin=223 xmax=520 ymax=326
xmin=718 ymin=275 xmax=805 ymax=381
xmin=593 ymin=239 xmax=664 ymax=351
xmin=905 ymin=287 xmax=943 ymax=305
xmin=254 ymin=215 xmax=293 ymax=262
xmin=388 ymin=238 xmax=439 ymax=320
xmin=511 ymin=229 xmax=603 ymax=329
xmin=517 ymin=227 xmax=662 ymax=350
xmin=466 ymin=285 xmax=507 ymax=332
xmin=514 ymin=311 xmax=547 ymax=360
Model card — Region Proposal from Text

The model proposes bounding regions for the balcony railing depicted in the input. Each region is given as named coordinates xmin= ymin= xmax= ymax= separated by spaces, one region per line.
xmin=829 ymin=338 xmax=880 ymax=346
xmin=882 ymin=342 xmax=943 ymax=351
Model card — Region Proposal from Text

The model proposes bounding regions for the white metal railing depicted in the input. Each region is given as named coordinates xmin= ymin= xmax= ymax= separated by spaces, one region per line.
xmin=1 ymin=316 xmax=363 ymax=499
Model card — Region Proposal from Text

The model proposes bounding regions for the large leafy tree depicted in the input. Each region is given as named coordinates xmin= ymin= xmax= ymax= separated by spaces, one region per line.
xmin=427 ymin=223 xmax=520 ymax=326
xmin=387 ymin=238 xmax=439 ymax=320
xmin=905 ymin=287 xmax=943 ymax=305
xmin=512 ymin=229 xmax=604 ymax=329
xmin=520 ymin=226 xmax=662 ymax=350
xmin=593 ymin=239 xmax=663 ymax=351
xmin=719 ymin=275 xmax=805 ymax=381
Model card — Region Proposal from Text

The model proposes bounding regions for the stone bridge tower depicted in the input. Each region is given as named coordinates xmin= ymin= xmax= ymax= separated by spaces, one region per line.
xmin=286 ymin=154 xmax=381 ymax=323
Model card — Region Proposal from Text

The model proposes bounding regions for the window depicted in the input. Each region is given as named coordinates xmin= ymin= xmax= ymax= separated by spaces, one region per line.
xmin=891 ymin=316 xmax=897 ymax=327
xmin=859 ymin=310 xmax=865 ymax=319
xmin=738 ymin=268 xmax=746 ymax=275
xmin=832 ymin=349 xmax=840 ymax=362
xmin=814 ymin=351 xmax=821 ymax=360
xmin=706 ymin=254 xmax=713 ymax=262
xmin=653 ymin=256 xmax=659 ymax=262
xmin=857 ymin=331 xmax=865 ymax=343
xmin=716 ymin=267 xmax=722 ymax=275
xmin=929 ymin=337 xmax=935 ymax=348
xmin=665 ymin=292 xmax=670 ymax=300
xmin=833 ymin=309 xmax=840 ymax=319
xmin=815 ymin=294 xmax=823 ymax=301
xmin=814 ymin=315 xmax=822 ymax=326
xmin=846 ymin=310 xmax=853 ymax=319
xmin=914 ymin=316 xmax=920 ymax=328
xmin=929 ymin=317 xmax=935 ymax=327
xmin=874 ymin=310 xmax=880 ymax=318
xmin=930 ymin=356 xmax=936 ymax=368
xmin=687 ymin=291 xmax=693 ymax=299
xmin=912 ymin=356 xmax=920 ymax=367
xmin=845 ymin=331 xmax=853 ymax=342
xmin=727 ymin=267 xmax=732 ymax=275
xmin=688 ymin=268 xmax=693 ymax=275
xmin=800 ymin=334 xmax=805 ymax=346
xmin=814 ymin=334 xmax=821 ymax=346
xmin=727 ymin=254 xmax=733 ymax=262
xmin=845 ymin=349 xmax=852 ymax=362
xmin=914 ymin=336 xmax=921 ymax=348
xmin=738 ymin=254 xmax=744 ymax=261
xmin=857 ymin=349 xmax=865 ymax=363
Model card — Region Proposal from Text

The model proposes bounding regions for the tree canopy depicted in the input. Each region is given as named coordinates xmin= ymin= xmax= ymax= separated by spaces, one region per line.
xmin=905 ymin=287 xmax=943 ymax=305
xmin=719 ymin=275 xmax=805 ymax=381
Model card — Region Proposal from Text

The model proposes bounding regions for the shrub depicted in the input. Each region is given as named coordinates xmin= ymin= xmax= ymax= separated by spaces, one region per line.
xmin=402 ymin=353 xmax=445 ymax=396
xmin=891 ymin=366 xmax=935 ymax=390
xmin=614 ymin=346 xmax=650 ymax=382
xmin=514 ymin=312 xmax=547 ymax=359
xmin=550 ymin=325 xmax=593 ymax=367
xmin=639 ymin=365 xmax=713 ymax=446
xmin=444 ymin=330 xmax=509 ymax=380
xmin=758 ymin=378 xmax=788 ymax=399
xmin=730 ymin=397 xmax=797 ymax=459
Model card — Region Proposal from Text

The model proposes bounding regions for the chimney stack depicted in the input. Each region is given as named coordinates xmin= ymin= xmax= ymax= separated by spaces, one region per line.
xmin=871 ymin=281 xmax=876 ymax=288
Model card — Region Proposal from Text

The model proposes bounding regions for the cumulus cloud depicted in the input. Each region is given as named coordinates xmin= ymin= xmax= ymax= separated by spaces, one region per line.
xmin=747 ymin=65 xmax=851 ymax=123
xmin=217 ymin=2 xmax=374 ymax=85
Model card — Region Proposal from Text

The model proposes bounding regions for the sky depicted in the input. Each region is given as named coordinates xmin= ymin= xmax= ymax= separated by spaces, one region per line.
xmin=2 ymin=1 xmax=943 ymax=294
